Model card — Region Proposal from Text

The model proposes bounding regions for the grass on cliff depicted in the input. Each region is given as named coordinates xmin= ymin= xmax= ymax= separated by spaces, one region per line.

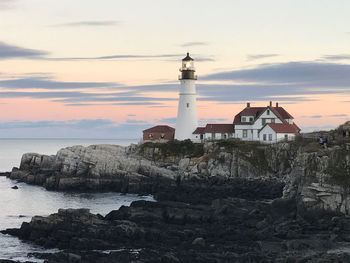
xmin=140 ymin=139 xmax=204 ymax=160
xmin=325 ymin=147 xmax=350 ymax=187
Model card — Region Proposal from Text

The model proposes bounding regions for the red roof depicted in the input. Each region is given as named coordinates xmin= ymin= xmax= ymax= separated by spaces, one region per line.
xmin=291 ymin=123 xmax=301 ymax=132
xmin=143 ymin=125 xmax=175 ymax=133
xmin=233 ymin=105 xmax=294 ymax=125
xmin=266 ymin=123 xmax=300 ymax=133
xmin=203 ymin=124 xmax=234 ymax=133
xmin=274 ymin=107 xmax=294 ymax=119
xmin=270 ymin=107 xmax=288 ymax=124
xmin=193 ymin=127 xmax=205 ymax=134
xmin=233 ymin=107 xmax=265 ymax=124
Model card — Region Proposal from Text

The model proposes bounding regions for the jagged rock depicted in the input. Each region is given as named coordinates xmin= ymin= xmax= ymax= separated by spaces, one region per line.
xmin=10 ymin=144 xmax=177 ymax=192
xmin=5 ymin=196 xmax=350 ymax=263
xmin=192 ymin=237 xmax=205 ymax=247
xmin=178 ymin=158 xmax=190 ymax=171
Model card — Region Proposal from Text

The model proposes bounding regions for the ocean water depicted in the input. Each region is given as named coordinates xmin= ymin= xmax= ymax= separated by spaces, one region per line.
xmin=0 ymin=139 xmax=153 ymax=262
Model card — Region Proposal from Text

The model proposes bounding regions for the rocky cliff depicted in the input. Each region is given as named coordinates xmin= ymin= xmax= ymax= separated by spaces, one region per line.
xmin=7 ymin=130 xmax=350 ymax=214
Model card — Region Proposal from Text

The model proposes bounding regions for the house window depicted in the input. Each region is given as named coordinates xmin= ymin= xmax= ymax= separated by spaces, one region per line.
xmin=284 ymin=134 xmax=288 ymax=140
xmin=186 ymin=103 xmax=189 ymax=108
xmin=267 ymin=110 xmax=270 ymax=115
xmin=242 ymin=117 xmax=246 ymax=122
xmin=243 ymin=130 xmax=247 ymax=138
xmin=223 ymin=133 xmax=227 ymax=139
xmin=160 ymin=133 xmax=165 ymax=139
xmin=249 ymin=117 xmax=253 ymax=122
xmin=262 ymin=119 xmax=266 ymax=125
xmin=148 ymin=133 xmax=153 ymax=139
xmin=228 ymin=133 xmax=232 ymax=138
xmin=212 ymin=133 xmax=216 ymax=139
xmin=271 ymin=118 xmax=275 ymax=123
xmin=263 ymin=134 xmax=266 ymax=141
xmin=269 ymin=134 xmax=272 ymax=141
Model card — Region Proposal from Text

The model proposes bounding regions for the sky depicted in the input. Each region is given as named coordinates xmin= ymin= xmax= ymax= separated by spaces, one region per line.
xmin=0 ymin=0 xmax=349 ymax=138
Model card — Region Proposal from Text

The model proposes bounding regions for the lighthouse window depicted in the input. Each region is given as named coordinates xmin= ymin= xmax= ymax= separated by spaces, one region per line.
xmin=186 ymin=103 xmax=189 ymax=108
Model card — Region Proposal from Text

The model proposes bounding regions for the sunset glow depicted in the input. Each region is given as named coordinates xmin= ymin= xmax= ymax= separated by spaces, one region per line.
xmin=0 ymin=0 xmax=349 ymax=138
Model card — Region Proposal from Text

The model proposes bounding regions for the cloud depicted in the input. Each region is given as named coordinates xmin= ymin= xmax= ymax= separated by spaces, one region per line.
xmin=65 ymin=103 xmax=110 ymax=107
xmin=0 ymin=41 xmax=48 ymax=59
xmin=203 ymin=61 xmax=350 ymax=87
xmin=113 ymin=102 xmax=164 ymax=106
xmin=0 ymin=76 xmax=117 ymax=89
xmin=0 ymin=41 xmax=213 ymax=62
xmin=329 ymin=114 xmax=348 ymax=118
xmin=0 ymin=119 xmax=150 ymax=139
xmin=0 ymin=119 xmax=114 ymax=129
xmin=0 ymin=42 xmax=212 ymax=62
xmin=56 ymin=96 xmax=177 ymax=104
xmin=0 ymin=90 xmax=176 ymax=106
xmin=125 ymin=119 xmax=149 ymax=124
xmin=0 ymin=0 xmax=16 ymax=9
xmin=181 ymin=42 xmax=208 ymax=47
xmin=50 ymin=53 xmax=215 ymax=62
xmin=246 ymin=54 xmax=279 ymax=61
xmin=2 ymin=60 xmax=350 ymax=105
xmin=148 ymin=105 xmax=173 ymax=108
xmin=322 ymin=54 xmax=350 ymax=61
xmin=157 ymin=117 xmax=177 ymax=124
xmin=52 ymin=54 xmax=182 ymax=61
xmin=302 ymin=115 xmax=323 ymax=118
xmin=53 ymin=21 xmax=120 ymax=27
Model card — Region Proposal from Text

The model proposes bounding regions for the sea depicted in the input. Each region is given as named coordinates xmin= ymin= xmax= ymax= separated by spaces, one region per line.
xmin=0 ymin=139 xmax=154 ymax=262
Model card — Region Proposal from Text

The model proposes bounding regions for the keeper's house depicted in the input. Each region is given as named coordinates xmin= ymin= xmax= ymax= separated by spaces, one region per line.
xmin=192 ymin=101 xmax=300 ymax=143
xmin=233 ymin=101 xmax=300 ymax=143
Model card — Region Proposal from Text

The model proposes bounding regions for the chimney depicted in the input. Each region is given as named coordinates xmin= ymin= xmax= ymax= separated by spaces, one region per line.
xmin=269 ymin=101 xmax=272 ymax=107
xmin=247 ymin=102 xmax=250 ymax=108
xmin=276 ymin=102 xmax=279 ymax=108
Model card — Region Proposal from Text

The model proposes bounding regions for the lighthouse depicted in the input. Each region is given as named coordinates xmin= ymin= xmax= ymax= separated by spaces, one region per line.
xmin=175 ymin=53 xmax=198 ymax=140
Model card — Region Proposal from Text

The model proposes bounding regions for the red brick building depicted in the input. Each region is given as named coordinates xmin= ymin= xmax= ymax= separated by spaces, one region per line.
xmin=143 ymin=125 xmax=175 ymax=141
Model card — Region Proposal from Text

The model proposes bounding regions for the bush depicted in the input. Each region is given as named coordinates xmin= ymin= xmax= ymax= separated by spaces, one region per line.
xmin=326 ymin=148 xmax=350 ymax=187
xmin=140 ymin=139 xmax=204 ymax=160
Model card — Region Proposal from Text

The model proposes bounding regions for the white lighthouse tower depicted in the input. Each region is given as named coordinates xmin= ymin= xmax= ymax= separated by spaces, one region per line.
xmin=175 ymin=53 xmax=198 ymax=140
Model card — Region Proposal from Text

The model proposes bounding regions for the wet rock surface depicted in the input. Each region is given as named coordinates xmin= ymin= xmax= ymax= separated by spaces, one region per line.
xmin=4 ymin=191 xmax=350 ymax=262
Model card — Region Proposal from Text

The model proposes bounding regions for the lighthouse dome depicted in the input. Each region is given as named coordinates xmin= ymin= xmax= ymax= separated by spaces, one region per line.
xmin=182 ymin=52 xmax=194 ymax=61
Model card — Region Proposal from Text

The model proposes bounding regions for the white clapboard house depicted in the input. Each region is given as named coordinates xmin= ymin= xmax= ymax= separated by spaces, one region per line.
xmin=192 ymin=101 xmax=300 ymax=143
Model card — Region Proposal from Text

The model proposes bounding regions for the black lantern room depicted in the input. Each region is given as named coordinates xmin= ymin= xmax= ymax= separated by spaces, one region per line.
xmin=179 ymin=53 xmax=197 ymax=80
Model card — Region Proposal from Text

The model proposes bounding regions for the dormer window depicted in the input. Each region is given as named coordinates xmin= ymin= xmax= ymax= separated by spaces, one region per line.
xmin=242 ymin=117 xmax=246 ymax=122
xmin=249 ymin=117 xmax=253 ymax=122
xmin=267 ymin=110 xmax=270 ymax=115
